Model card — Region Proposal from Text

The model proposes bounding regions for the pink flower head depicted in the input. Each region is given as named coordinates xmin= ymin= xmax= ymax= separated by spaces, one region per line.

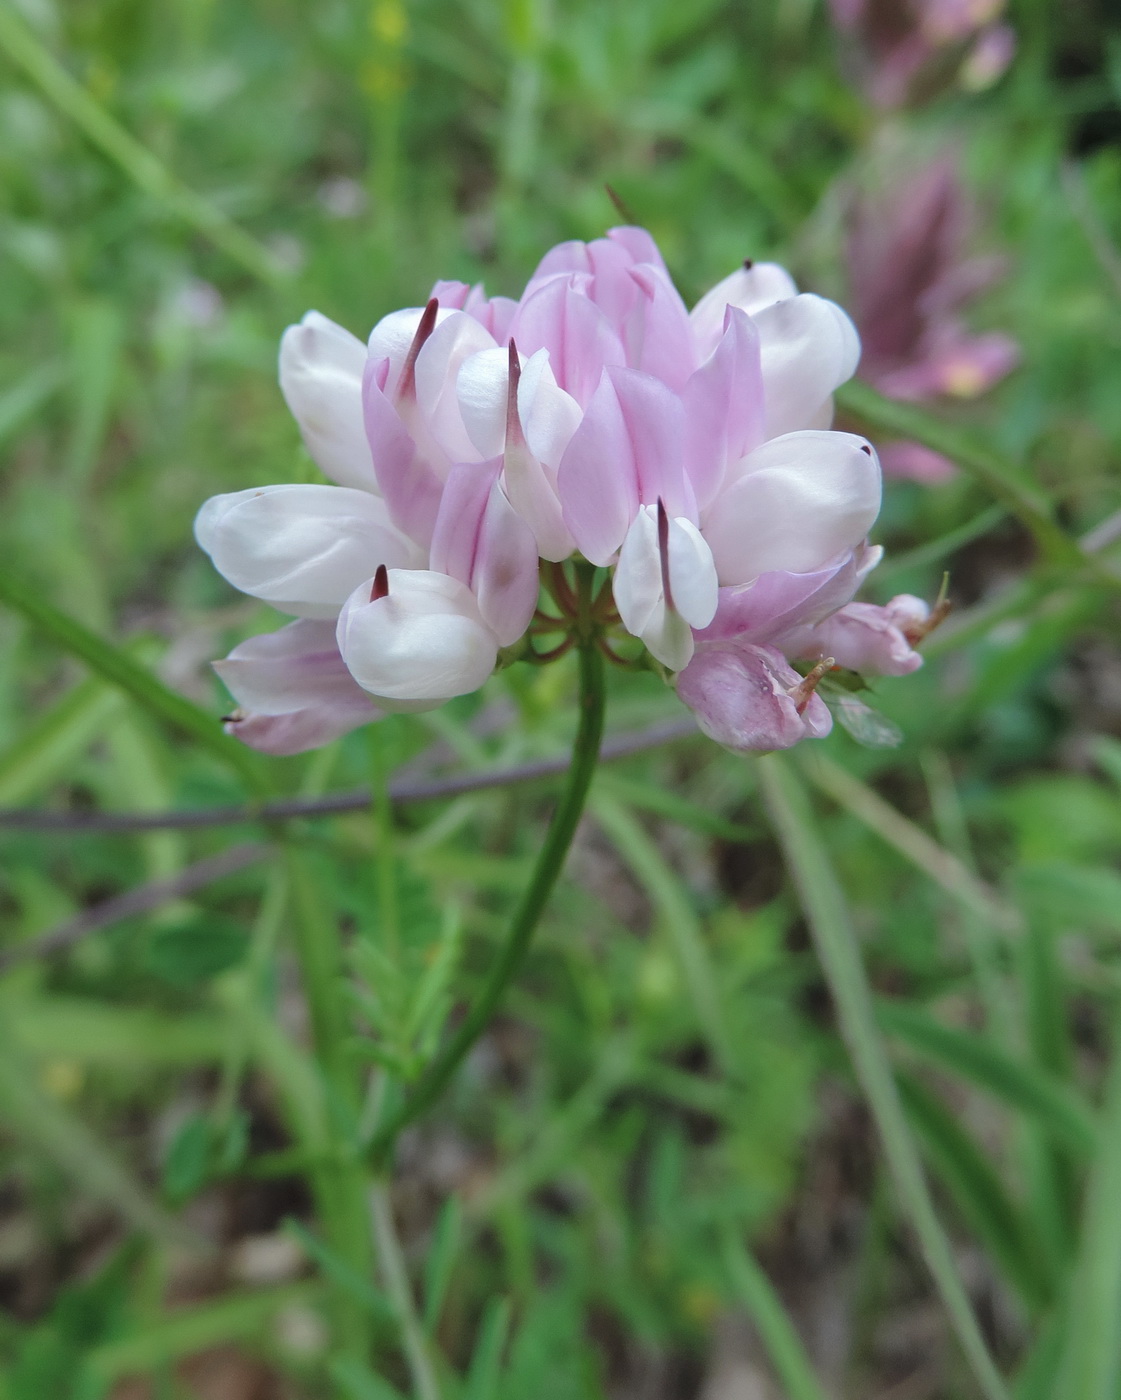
xmin=845 ymin=157 xmax=1020 ymax=480
xmin=196 ymin=226 xmax=923 ymax=755
xmin=829 ymin=0 xmax=1015 ymax=108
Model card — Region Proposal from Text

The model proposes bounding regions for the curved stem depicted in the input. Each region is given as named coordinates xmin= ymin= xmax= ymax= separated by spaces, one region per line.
xmin=367 ymin=618 xmax=606 ymax=1164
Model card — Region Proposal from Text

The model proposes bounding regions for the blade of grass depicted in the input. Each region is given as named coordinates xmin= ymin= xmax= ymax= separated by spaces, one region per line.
xmin=462 ymin=1298 xmax=511 ymax=1400
xmin=759 ymin=752 xmax=1011 ymax=1400
xmin=0 ymin=566 xmax=268 ymax=793
xmin=879 ymin=1001 xmax=1097 ymax=1157
xmin=87 ymin=1283 xmax=320 ymax=1381
xmin=800 ymin=751 xmax=1019 ymax=932
xmin=719 ymin=1230 xmax=828 ymax=1400
xmin=0 ymin=675 xmax=124 ymax=805
xmin=370 ymin=1180 xmax=443 ymax=1400
xmin=897 ymin=1072 xmax=1052 ymax=1310
xmin=1054 ymin=1017 xmax=1121 ymax=1399
xmin=0 ymin=5 xmax=288 ymax=286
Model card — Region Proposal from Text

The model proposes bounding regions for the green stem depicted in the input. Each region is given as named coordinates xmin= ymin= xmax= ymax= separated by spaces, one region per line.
xmin=367 ymin=595 xmax=606 ymax=1164
xmin=758 ymin=753 xmax=1012 ymax=1400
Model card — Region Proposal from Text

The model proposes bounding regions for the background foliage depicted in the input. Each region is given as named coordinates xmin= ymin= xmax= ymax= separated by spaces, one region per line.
xmin=1 ymin=0 xmax=1121 ymax=1396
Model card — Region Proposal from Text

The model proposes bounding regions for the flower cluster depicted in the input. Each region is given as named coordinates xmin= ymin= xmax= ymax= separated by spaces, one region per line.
xmin=829 ymin=0 xmax=1016 ymax=109
xmin=845 ymin=156 xmax=1020 ymax=481
xmin=197 ymin=227 xmax=932 ymax=756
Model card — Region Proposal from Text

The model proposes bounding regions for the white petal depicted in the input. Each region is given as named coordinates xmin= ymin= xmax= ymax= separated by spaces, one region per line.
xmin=195 ymin=484 xmax=423 ymax=618
xmin=336 ymin=569 xmax=499 ymax=702
xmin=457 ymin=346 xmax=510 ymax=460
xmin=753 ymin=295 xmax=862 ymax=439
xmin=703 ymin=431 xmax=882 ymax=585
xmin=612 ymin=507 xmax=715 ymax=670
xmin=613 ymin=507 xmax=662 ymax=638
xmin=667 ymin=517 xmax=718 ymax=629
xmin=415 ymin=312 xmax=498 ymax=462
xmin=520 ymin=351 xmax=583 ymax=468
xmin=689 ymin=262 xmax=799 ymax=358
xmin=279 ymin=312 xmax=376 ymax=491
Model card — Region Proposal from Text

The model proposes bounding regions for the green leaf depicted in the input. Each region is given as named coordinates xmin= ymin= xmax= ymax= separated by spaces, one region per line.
xmin=463 ymin=1297 xmax=512 ymax=1400
xmin=0 ymin=362 xmax=66 ymax=449
xmin=162 ymin=1114 xmax=213 ymax=1203
xmin=0 ymin=676 xmax=123 ymax=805
xmin=422 ymin=1195 xmax=463 ymax=1334
xmin=878 ymin=1001 xmax=1097 ymax=1156
xmin=282 ymin=1220 xmax=394 ymax=1322
xmin=0 ymin=1029 xmax=182 ymax=1243
xmin=897 ymin=1072 xmax=1052 ymax=1310
xmin=144 ymin=914 xmax=249 ymax=987
xmin=329 ymin=1358 xmax=406 ymax=1400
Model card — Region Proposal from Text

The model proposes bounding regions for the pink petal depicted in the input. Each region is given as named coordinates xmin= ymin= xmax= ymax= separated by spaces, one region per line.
xmin=625 ymin=265 xmax=696 ymax=389
xmin=782 ymin=596 xmax=927 ymax=676
xmin=682 ymin=307 xmax=765 ymax=510
xmin=697 ymin=548 xmax=877 ymax=644
xmin=676 ymin=641 xmax=832 ymax=752
xmin=362 ymin=357 xmax=446 ymax=549
xmin=557 ymin=367 xmax=687 ymax=565
xmin=509 ymin=275 xmax=626 ymax=406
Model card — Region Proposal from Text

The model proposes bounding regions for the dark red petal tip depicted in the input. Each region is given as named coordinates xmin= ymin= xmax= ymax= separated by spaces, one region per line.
xmin=370 ymin=564 xmax=390 ymax=602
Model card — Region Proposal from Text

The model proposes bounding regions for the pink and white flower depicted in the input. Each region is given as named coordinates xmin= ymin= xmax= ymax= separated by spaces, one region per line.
xmin=197 ymin=226 xmax=927 ymax=755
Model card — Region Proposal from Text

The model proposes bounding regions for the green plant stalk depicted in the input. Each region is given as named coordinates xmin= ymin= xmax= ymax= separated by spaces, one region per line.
xmin=759 ymin=753 xmax=1012 ymax=1400
xmin=367 ymin=586 xmax=607 ymax=1163
xmin=287 ymin=848 xmax=378 ymax=1369
xmin=720 ymin=1230 xmax=827 ymax=1400
xmin=0 ymin=4 xmax=288 ymax=286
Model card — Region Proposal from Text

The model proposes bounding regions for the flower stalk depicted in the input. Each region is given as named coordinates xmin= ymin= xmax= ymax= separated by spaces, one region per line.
xmin=365 ymin=562 xmax=607 ymax=1165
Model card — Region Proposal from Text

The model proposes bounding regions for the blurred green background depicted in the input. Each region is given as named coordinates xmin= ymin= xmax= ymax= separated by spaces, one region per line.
xmin=2 ymin=0 xmax=1121 ymax=1396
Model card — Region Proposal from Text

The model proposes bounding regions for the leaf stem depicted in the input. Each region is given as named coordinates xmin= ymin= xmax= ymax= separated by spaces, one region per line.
xmin=758 ymin=753 xmax=1012 ymax=1400
xmin=366 ymin=572 xmax=606 ymax=1163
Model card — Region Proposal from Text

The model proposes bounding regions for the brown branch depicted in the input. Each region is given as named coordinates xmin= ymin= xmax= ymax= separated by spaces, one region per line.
xmin=0 ymin=718 xmax=700 ymax=834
